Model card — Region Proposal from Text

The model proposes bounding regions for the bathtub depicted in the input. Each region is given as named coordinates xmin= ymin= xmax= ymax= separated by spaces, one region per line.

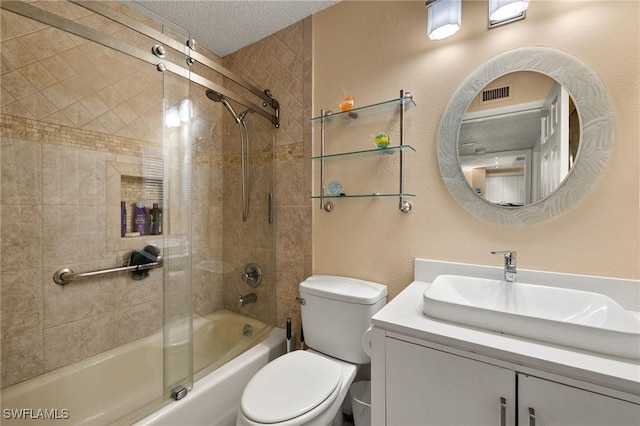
xmin=1 ymin=310 xmax=285 ymax=425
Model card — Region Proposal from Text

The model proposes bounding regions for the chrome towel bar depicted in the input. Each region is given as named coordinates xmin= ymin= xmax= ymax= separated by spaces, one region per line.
xmin=53 ymin=257 xmax=163 ymax=286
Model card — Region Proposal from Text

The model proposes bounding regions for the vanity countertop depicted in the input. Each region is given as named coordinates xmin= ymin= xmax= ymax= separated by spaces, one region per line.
xmin=372 ymin=279 xmax=640 ymax=398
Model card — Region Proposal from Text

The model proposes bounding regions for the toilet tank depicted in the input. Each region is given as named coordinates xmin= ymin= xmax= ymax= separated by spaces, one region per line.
xmin=300 ymin=275 xmax=387 ymax=364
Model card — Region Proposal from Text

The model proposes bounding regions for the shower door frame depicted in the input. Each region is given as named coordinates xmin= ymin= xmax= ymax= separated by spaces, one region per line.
xmin=0 ymin=1 xmax=280 ymax=129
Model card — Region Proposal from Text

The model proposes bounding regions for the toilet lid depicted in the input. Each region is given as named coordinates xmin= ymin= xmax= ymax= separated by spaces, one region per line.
xmin=241 ymin=350 xmax=343 ymax=424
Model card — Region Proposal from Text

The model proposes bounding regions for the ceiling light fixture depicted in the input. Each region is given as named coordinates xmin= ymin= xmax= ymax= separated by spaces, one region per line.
xmin=426 ymin=0 xmax=462 ymax=41
xmin=488 ymin=0 xmax=529 ymax=28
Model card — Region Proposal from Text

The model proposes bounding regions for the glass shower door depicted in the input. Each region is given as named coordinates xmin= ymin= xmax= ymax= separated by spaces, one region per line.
xmin=161 ymin=67 xmax=193 ymax=398
xmin=0 ymin=1 xmax=194 ymax=423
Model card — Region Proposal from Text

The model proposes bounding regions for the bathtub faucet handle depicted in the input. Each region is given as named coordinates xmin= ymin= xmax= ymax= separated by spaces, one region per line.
xmin=242 ymin=263 xmax=262 ymax=288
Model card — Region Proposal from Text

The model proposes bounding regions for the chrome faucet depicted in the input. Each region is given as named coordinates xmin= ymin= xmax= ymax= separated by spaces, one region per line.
xmin=237 ymin=293 xmax=257 ymax=308
xmin=491 ymin=251 xmax=517 ymax=282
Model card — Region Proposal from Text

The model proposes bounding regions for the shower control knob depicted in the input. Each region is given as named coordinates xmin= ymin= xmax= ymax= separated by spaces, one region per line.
xmin=242 ymin=263 xmax=262 ymax=288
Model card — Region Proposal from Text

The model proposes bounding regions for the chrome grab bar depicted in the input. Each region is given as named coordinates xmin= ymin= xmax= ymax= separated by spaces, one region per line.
xmin=53 ymin=257 xmax=163 ymax=286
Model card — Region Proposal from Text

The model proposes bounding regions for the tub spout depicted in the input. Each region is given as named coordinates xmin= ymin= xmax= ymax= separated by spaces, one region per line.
xmin=237 ymin=293 xmax=257 ymax=308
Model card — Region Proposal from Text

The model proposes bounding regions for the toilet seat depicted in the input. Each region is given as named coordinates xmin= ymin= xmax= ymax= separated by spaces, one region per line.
xmin=240 ymin=350 xmax=343 ymax=424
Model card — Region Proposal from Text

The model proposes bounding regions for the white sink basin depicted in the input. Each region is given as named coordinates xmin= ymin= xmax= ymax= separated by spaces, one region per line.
xmin=423 ymin=275 xmax=640 ymax=359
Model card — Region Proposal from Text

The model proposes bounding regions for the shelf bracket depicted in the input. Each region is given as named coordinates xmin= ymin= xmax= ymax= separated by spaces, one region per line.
xmin=399 ymin=89 xmax=413 ymax=213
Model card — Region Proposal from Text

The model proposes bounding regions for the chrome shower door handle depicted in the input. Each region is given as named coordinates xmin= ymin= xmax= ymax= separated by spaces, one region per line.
xmin=268 ymin=192 xmax=274 ymax=224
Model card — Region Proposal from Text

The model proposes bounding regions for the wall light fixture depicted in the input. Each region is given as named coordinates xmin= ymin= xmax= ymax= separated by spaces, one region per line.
xmin=488 ymin=0 xmax=529 ymax=28
xmin=426 ymin=0 xmax=462 ymax=41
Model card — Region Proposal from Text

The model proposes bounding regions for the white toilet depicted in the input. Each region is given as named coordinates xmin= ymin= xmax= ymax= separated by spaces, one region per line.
xmin=236 ymin=275 xmax=387 ymax=426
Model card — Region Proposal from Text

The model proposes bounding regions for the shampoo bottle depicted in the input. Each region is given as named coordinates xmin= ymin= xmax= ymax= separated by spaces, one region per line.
xmin=121 ymin=201 xmax=127 ymax=237
xmin=134 ymin=202 xmax=147 ymax=235
xmin=150 ymin=203 xmax=162 ymax=235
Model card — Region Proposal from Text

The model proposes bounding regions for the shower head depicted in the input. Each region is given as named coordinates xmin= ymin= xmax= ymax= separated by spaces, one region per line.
xmin=206 ymin=89 xmax=253 ymax=222
xmin=205 ymin=89 xmax=241 ymax=123
xmin=205 ymin=89 xmax=223 ymax=103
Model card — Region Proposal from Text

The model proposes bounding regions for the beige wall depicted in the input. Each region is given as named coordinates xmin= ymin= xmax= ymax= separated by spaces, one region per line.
xmin=312 ymin=1 xmax=639 ymax=299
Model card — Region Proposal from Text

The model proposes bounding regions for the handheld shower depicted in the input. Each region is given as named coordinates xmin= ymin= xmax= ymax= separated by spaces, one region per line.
xmin=205 ymin=89 xmax=252 ymax=222
xmin=206 ymin=89 xmax=241 ymax=123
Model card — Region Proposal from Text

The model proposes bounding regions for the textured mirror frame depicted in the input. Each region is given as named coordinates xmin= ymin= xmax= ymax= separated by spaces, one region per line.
xmin=437 ymin=47 xmax=614 ymax=226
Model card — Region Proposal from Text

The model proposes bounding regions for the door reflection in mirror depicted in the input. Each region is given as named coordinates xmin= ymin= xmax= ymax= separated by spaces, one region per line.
xmin=458 ymin=71 xmax=580 ymax=206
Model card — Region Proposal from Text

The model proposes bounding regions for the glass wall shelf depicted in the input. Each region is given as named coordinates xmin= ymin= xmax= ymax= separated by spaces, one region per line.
xmin=310 ymin=94 xmax=416 ymax=125
xmin=310 ymin=193 xmax=415 ymax=199
xmin=310 ymin=145 xmax=415 ymax=161
xmin=313 ymin=89 xmax=415 ymax=213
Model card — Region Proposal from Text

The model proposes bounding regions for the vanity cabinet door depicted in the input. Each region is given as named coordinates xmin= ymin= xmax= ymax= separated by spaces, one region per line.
xmin=517 ymin=374 xmax=640 ymax=426
xmin=385 ymin=338 xmax=515 ymax=426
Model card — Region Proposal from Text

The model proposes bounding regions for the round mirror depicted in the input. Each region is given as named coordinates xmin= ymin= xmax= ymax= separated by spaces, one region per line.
xmin=437 ymin=47 xmax=613 ymax=226
xmin=459 ymin=71 xmax=580 ymax=207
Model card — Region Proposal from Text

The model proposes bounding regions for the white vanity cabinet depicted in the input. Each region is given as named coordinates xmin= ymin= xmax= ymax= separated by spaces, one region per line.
xmin=517 ymin=374 xmax=640 ymax=426
xmin=382 ymin=336 xmax=640 ymax=426
xmin=385 ymin=337 xmax=515 ymax=426
xmin=371 ymin=266 xmax=640 ymax=426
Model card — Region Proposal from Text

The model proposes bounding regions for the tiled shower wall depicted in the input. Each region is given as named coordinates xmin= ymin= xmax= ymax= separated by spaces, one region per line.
xmin=224 ymin=17 xmax=312 ymax=335
xmin=0 ymin=1 xmax=221 ymax=387
xmin=0 ymin=1 xmax=167 ymax=388
xmin=1 ymin=0 xmax=312 ymax=388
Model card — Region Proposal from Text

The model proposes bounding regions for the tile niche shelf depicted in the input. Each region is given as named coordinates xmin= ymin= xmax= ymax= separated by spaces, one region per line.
xmin=311 ymin=90 xmax=416 ymax=212
xmin=107 ymin=160 xmax=163 ymax=251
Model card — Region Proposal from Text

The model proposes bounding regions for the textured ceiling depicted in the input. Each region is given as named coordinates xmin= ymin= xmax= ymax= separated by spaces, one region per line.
xmin=124 ymin=0 xmax=339 ymax=57
xmin=458 ymin=108 xmax=542 ymax=170
xmin=459 ymin=109 xmax=542 ymax=156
